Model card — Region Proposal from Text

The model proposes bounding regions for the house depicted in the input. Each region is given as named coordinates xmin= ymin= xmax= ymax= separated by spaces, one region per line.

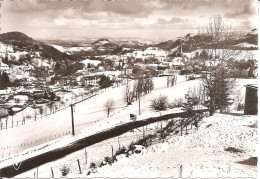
xmin=171 ymin=57 xmax=185 ymax=70
xmin=244 ymin=84 xmax=258 ymax=115
xmin=81 ymin=74 xmax=102 ymax=87
xmin=0 ymin=60 xmax=9 ymax=72
xmin=228 ymin=68 xmax=250 ymax=78
xmin=56 ymin=79 xmax=64 ymax=88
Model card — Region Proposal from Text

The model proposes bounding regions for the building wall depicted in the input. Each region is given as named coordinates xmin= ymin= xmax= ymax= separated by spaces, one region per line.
xmin=244 ymin=86 xmax=258 ymax=115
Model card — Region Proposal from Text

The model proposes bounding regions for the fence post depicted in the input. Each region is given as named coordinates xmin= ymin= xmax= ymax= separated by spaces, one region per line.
xmin=111 ymin=145 xmax=113 ymax=157
xmin=180 ymin=119 xmax=182 ymax=136
xmin=85 ymin=149 xmax=87 ymax=164
xmin=51 ymin=167 xmax=54 ymax=178
xmin=118 ymin=137 xmax=120 ymax=150
xmin=77 ymin=159 xmax=82 ymax=174
xmin=37 ymin=166 xmax=39 ymax=178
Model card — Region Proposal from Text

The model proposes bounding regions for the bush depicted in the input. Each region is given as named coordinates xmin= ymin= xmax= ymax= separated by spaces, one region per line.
xmin=169 ymin=98 xmax=183 ymax=108
xmin=60 ymin=164 xmax=70 ymax=176
xmin=224 ymin=147 xmax=244 ymax=153
xmin=89 ymin=162 xmax=96 ymax=169
xmin=150 ymin=95 xmax=169 ymax=112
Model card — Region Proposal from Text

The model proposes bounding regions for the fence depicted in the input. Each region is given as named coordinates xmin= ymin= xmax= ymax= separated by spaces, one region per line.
xmin=0 ymin=83 xmax=124 ymax=130
xmin=0 ymin=131 xmax=72 ymax=159
xmin=0 ymin=108 xmax=208 ymax=178
xmin=30 ymin=115 xmax=201 ymax=178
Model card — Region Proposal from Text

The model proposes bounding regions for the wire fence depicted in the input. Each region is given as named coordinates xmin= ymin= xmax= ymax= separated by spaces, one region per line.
xmin=0 ymin=130 xmax=72 ymax=159
xmin=0 ymin=83 xmax=124 ymax=130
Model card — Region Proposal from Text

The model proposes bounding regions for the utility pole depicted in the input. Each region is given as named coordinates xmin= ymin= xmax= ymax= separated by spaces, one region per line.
xmin=138 ymin=91 xmax=141 ymax=115
xmin=71 ymin=104 xmax=75 ymax=135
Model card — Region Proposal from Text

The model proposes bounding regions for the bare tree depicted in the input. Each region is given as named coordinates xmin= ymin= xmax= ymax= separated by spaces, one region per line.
xmin=104 ymin=99 xmax=115 ymax=118
xmin=47 ymin=102 xmax=55 ymax=113
xmin=33 ymin=109 xmax=38 ymax=121
xmin=198 ymin=15 xmax=240 ymax=115
xmin=39 ymin=106 xmax=44 ymax=119
xmin=123 ymin=78 xmax=131 ymax=105
xmin=234 ymin=87 xmax=245 ymax=111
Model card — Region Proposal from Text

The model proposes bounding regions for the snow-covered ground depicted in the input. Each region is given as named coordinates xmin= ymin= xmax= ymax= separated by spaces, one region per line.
xmin=0 ymin=76 xmax=187 ymax=157
xmin=0 ymin=74 xmax=257 ymax=178
xmin=51 ymin=44 xmax=93 ymax=54
xmin=234 ymin=42 xmax=258 ymax=49
xmin=87 ymin=114 xmax=258 ymax=178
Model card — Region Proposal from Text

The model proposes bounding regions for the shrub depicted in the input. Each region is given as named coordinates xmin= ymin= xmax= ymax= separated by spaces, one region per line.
xmin=89 ymin=162 xmax=96 ymax=169
xmin=169 ymin=98 xmax=183 ymax=108
xmin=150 ymin=95 xmax=169 ymax=112
xmin=224 ymin=147 xmax=244 ymax=153
xmin=60 ymin=164 xmax=70 ymax=176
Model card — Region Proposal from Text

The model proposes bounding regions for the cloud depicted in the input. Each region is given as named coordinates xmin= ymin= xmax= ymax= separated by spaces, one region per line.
xmin=157 ymin=17 xmax=183 ymax=24
xmin=1 ymin=0 xmax=258 ymax=41
xmin=224 ymin=2 xmax=257 ymax=18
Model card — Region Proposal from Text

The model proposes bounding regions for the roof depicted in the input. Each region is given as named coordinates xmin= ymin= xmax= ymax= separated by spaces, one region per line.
xmin=245 ymin=84 xmax=258 ymax=89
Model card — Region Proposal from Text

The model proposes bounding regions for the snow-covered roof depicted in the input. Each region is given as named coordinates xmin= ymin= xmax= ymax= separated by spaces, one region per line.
xmin=81 ymin=59 xmax=101 ymax=66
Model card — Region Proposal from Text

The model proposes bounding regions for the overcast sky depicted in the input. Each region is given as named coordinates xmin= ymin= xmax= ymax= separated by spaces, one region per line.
xmin=1 ymin=0 xmax=258 ymax=42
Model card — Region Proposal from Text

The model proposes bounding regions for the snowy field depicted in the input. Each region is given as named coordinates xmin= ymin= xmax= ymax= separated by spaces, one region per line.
xmin=0 ymin=76 xmax=187 ymax=157
xmin=0 ymin=75 xmax=257 ymax=178
xmin=86 ymin=114 xmax=257 ymax=178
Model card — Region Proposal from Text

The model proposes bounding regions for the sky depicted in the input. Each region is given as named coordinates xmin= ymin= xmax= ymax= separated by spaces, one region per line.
xmin=1 ymin=0 xmax=258 ymax=42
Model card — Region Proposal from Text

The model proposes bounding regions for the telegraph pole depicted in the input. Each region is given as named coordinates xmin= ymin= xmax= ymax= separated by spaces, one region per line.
xmin=138 ymin=91 xmax=141 ymax=115
xmin=71 ymin=104 xmax=75 ymax=135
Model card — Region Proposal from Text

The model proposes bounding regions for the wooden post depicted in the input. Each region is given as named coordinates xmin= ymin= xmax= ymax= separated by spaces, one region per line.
xmin=118 ymin=137 xmax=120 ymax=150
xmin=85 ymin=148 xmax=87 ymax=164
xmin=186 ymin=119 xmax=188 ymax=134
xmin=51 ymin=167 xmax=54 ymax=178
xmin=179 ymin=165 xmax=183 ymax=178
xmin=77 ymin=159 xmax=82 ymax=174
xmin=143 ymin=126 xmax=145 ymax=138
xmin=37 ymin=166 xmax=38 ymax=178
xmin=180 ymin=119 xmax=182 ymax=136
xmin=71 ymin=104 xmax=75 ymax=135
xmin=111 ymin=145 xmax=114 ymax=157
xmin=138 ymin=92 xmax=141 ymax=115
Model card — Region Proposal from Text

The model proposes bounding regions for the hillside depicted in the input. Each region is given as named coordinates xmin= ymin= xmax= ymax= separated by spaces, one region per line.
xmin=155 ymin=30 xmax=258 ymax=52
xmin=0 ymin=31 xmax=83 ymax=76
xmin=0 ymin=31 xmax=76 ymax=63
xmin=89 ymin=114 xmax=257 ymax=178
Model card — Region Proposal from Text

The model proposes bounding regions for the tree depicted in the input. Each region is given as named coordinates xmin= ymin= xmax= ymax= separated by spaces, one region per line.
xmin=47 ymin=102 xmax=55 ymax=113
xmin=215 ymin=78 xmax=234 ymax=112
xmin=150 ymin=95 xmax=168 ymax=112
xmin=39 ymin=106 xmax=44 ymax=119
xmin=234 ymin=87 xmax=245 ymax=111
xmin=0 ymin=108 xmax=8 ymax=129
xmin=0 ymin=71 xmax=10 ymax=89
xmin=123 ymin=78 xmax=131 ymax=105
xmin=54 ymin=62 xmax=61 ymax=72
xmin=104 ymin=99 xmax=115 ymax=118
xmin=99 ymin=75 xmax=111 ymax=89
xmin=198 ymin=15 xmax=239 ymax=116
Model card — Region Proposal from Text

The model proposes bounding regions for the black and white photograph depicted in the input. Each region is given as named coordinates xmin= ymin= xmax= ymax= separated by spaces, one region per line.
xmin=0 ymin=0 xmax=258 ymax=178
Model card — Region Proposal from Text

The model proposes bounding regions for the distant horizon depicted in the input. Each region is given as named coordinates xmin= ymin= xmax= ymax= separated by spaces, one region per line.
xmin=1 ymin=0 xmax=258 ymax=43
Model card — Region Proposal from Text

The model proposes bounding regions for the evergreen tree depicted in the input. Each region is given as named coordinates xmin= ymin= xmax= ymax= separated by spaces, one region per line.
xmin=99 ymin=75 xmax=111 ymax=89
xmin=54 ymin=62 xmax=61 ymax=72
xmin=0 ymin=71 xmax=10 ymax=89
xmin=215 ymin=78 xmax=232 ymax=112
xmin=182 ymin=90 xmax=193 ymax=115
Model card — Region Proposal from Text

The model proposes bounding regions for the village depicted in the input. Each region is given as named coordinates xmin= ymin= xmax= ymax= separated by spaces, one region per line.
xmin=0 ymin=0 xmax=258 ymax=176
